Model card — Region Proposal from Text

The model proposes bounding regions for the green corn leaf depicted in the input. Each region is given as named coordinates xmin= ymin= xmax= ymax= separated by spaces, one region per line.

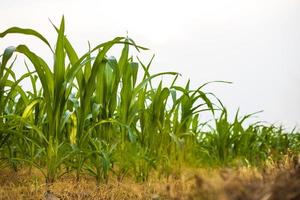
xmin=0 ymin=27 xmax=53 ymax=52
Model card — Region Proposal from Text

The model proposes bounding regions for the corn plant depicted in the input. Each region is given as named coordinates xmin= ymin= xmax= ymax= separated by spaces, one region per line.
xmin=0 ymin=17 xmax=127 ymax=183
xmin=0 ymin=17 xmax=299 ymax=184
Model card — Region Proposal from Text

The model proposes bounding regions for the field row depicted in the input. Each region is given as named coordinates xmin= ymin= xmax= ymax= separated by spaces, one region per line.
xmin=0 ymin=17 xmax=299 ymax=184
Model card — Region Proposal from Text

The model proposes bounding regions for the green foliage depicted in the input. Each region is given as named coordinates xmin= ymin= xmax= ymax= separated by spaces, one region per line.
xmin=197 ymin=108 xmax=300 ymax=166
xmin=0 ymin=17 xmax=299 ymax=184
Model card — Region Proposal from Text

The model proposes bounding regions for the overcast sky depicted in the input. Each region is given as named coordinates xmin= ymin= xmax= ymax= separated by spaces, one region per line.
xmin=1 ymin=0 xmax=299 ymax=129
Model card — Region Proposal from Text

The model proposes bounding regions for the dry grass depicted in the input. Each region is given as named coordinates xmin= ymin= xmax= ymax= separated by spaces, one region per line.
xmin=0 ymin=158 xmax=300 ymax=200
xmin=0 ymin=164 xmax=300 ymax=200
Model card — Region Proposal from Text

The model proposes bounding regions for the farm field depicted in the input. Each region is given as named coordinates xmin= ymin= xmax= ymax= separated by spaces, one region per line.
xmin=0 ymin=18 xmax=299 ymax=199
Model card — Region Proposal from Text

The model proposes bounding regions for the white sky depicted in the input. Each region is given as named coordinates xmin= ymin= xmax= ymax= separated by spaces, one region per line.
xmin=1 ymin=0 xmax=300 ymax=129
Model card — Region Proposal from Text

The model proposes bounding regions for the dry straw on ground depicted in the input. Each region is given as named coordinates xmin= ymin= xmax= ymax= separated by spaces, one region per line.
xmin=1 ymin=162 xmax=300 ymax=200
